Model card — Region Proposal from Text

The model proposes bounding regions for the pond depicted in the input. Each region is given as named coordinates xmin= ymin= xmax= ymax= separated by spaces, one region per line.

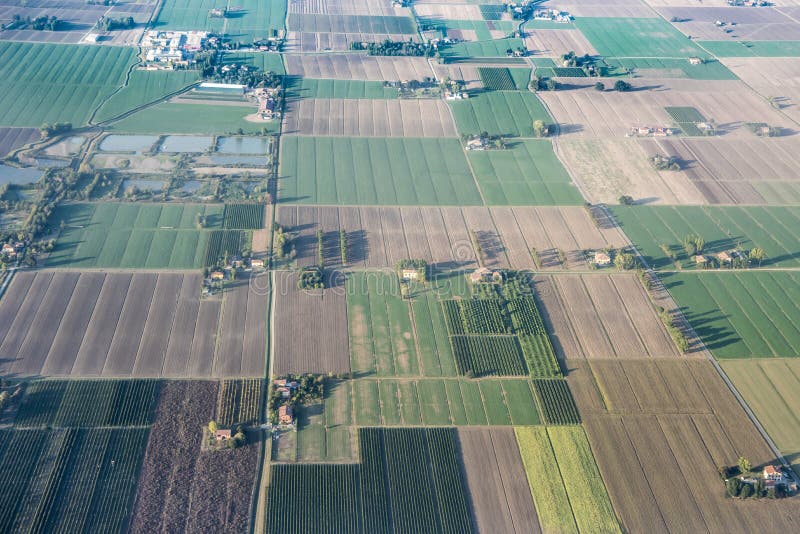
xmin=0 ymin=164 xmax=43 ymax=185
xmin=35 ymin=157 xmax=70 ymax=168
xmin=160 ymin=135 xmax=214 ymax=153
xmin=216 ymin=136 xmax=268 ymax=154
xmin=209 ymin=155 xmax=268 ymax=166
xmin=99 ymin=135 xmax=159 ymax=153
xmin=45 ymin=136 xmax=85 ymax=156
xmin=179 ymin=180 xmax=202 ymax=193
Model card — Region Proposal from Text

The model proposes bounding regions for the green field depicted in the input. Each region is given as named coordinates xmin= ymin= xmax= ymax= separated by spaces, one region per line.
xmin=222 ymin=51 xmax=286 ymax=74
xmin=574 ymin=18 xmax=710 ymax=59
xmin=46 ymin=203 xmax=224 ymax=269
xmin=95 ymin=70 xmax=200 ymax=123
xmin=721 ymin=359 xmax=800 ymax=475
xmin=468 ymin=139 xmax=583 ymax=205
xmin=267 ymin=428 xmax=473 ymax=533
xmin=285 ymin=77 xmax=397 ymax=99
xmin=663 ymin=271 xmax=800 ymax=358
xmin=450 ymin=91 xmax=552 ymax=137
xmin=328 ymin=378 xmax=541 ymax=426
xmin=155 ymin=0 xmax=286 ymax=43
xmin=612 ymin=205 xmax=800 ymax=269
xmin=605 ymin=57 xmax=736 ymax=80
xmin=516 ymin=426 xmax=621 ymax=534
xmin=699 ymin=40 xmax=800 ymax=58
xmin=0 ymin=42 xmax=135 ymax=127
xmin=111 ymin=102 xmax=276 ymax=134
xmin=477 ymin=67 xmax=531 ymax=90
xmin=442 ymin=38 xmax=525 ymax=58
xmin=279 ymin=136 xmax=482 ymax=205
xmin=422 ymin=19 xmax=516 ymax=41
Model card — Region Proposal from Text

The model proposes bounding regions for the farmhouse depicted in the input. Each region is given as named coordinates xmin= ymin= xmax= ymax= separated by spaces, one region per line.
xmin=694 ymin=254 xmax=709 ymax=266
xmin=278 ymin=405 xmax=293 ymax=425
xmin=210 ymin=271 xmax=225 ymax=281
xmin=214 ymin=429 xmax=232 ymax=441
xmin=470 ymin=267 xmax=503 ymax=284
xmin=466 ymin=138 xmax=487 ymax=151
xmin=594 ymin=251 xmax=612 ymax=266
xmin=763 ymin=465 xmax=784 ymax=482
xmin=688 ymin=57 xmax=703 ymax=65
xmin=2 ymin=243 xmax=16 ymax=256
xmin=401 ymin=268 xmax=419 ymax=281
xmin=251 ymin=258 xmax=265 ymax=269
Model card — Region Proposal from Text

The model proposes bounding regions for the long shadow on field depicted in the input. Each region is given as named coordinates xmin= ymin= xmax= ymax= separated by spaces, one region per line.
xmin=677 ymin=306 xmax=740 ymax=351
xmin=343 ymin=229 xmax=368 ymax=265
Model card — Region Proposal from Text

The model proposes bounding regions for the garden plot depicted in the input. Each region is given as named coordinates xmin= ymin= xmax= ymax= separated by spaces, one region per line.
xmin=0 ymin=127 xmax=38 ymax=157
xmin=278 ymin=136 xmax=481 ymax=205
xmin=722 ymin=57 xmax=800 ymax=125
xmin=534 ymin=273 xmax=682 ymax=360
xmin=656 ymin=6 xmax=800 ymax=41
xmin=0 ymin=271 xmax=268 ymax=378
xmin=573 ymin=358 xmax=800 ymax=533
xmin=282 ymin=98 xmax=457 ymax=137
xmin=539 ymin=78 xmax=794 ymax=138
xmin=288 ymin=0 xmax=404 ymax=16
xmin=524 ymin=28 xmax=598 ymax=57
xmin=556 ymin=138 xmax=707 ymax=205
xmin=722 ymin=359 xmax=800 ymax=475
xmin=284 ymin=53 xmax=433 ymax=80
xmin=458 ymin=428 xmax=540 ymax=533
xmin=663 ymin=271 xmax=800 ymax=359
xmin=273 ymin=270 xmax=350 ymax=375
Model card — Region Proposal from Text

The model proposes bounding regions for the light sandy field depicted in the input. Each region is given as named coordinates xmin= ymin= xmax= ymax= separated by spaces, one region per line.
xmin=273 ymin=270 xmax=350 ymax=374
xmin=414 ymin=3 xmax=484 ymax=20
xmin=276 ymin=205 xmax=625 ymax=270
xmin=524 ymin=28 xmax=599 ymax=57
xmin=722 ymin=57 xmax=800 ymax=125
xmin=554 ymin=0 xmax=657 ymax=17
xmin=458 ymin=428 xmax=541 ymax=533
xmin=534 ymin=273 xmax=683 ymax=360
xmin=282 ymin=98 xmax=457 ymax=137
xmin=655 ymin=6 xmax=800 ymax=40
xmin=284 ymin=31 xmax=419 ymax=52
xmin=644 ymin=0 xmax=733 ymax=6
xmin=431 ymin=64 xmax=484 ymax=90
xmin=569 ymin=358 xmax=800 ymax=533
xmin=0 ymin=271 xmax=267 ymax=378
xmin=540 ymin=78 xmax=796 ymax=138
xmin=288 ymin=0 xmax=405 ymax=15
xmin=285 ymin=53 xmax=433 ymax=80
xmin=555 ymin=137 xmax=706 ymax=204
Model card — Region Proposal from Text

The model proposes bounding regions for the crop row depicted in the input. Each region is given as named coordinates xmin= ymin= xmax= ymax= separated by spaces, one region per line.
xmin=217 ymin=379 xmax=262 ymax=426
xmin=267 ymin=428 xmax=474 ymax=533
xmin=442 ymin=299 xmax=507 ymax=335
xmin=222 ymin=203 xmax=264 ymax=229
xmin=442 ymin=300 xmax=466 ymax=335
xmin=204 ymin=229 xmax=247 ymax=266
xmin=532 ymin=379 xmax=581 ymax=425
xmin=451 ymin=335 xmax=527 ymax=377
xmin=478 ymin=67 xmax=516 ymax=90
xmin=0 ymin=428 xmax=149 ymax=533
xmin=518 ymin=334 xmax=561 ymax=378
xmin=15 ymin=380 xmax=160 ymax=428
xmin=506 ymin=297 xmax=546 ymax=335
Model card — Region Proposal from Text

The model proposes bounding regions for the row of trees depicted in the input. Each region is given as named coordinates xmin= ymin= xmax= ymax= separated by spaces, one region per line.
xmin=2 ymin=15 xmax=63 ymax=31
xmin=96 ymin=16 xmax=135 ymax=31
xmin=352 ymin=39 xmax=437 ymax=57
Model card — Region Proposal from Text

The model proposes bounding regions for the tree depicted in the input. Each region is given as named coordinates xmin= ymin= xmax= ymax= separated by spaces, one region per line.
xmin=739 ymin=483 xmax=754 ymax=499
xmin=618 ymin=195 xmax=634 ymax=205
xmin=545 ymin=78 xmax=557 ymax=91
xmin=532 ymin=120 xmax=549 ymax=138
xmin=594 ymin=81 xmax=605 ymax=91
xmin=208 ymin=420 xmax=218 ymax=433
xmin=615 ymin=252 xmax=636 ymax=270
xmin=614 ymin=80 xmax=632 ymax=92
xmin=749 ymin=247 xmax=766 ymax=267
xmin=738 ymin=456 xmax=751 ymax=475
xmin=726 ymin=477 xmax=742 ymax=497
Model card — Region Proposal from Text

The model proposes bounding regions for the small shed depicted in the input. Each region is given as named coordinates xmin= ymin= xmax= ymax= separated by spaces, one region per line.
xmin=694 ymin=254 xmax=708 ymax=265
xmin=716 ymin=251 xmax=733 ymax=264
xmin=251 ymin=258 xmax=264 ymax=269
xmin=214 ymin=429 xmax=232 ymax=441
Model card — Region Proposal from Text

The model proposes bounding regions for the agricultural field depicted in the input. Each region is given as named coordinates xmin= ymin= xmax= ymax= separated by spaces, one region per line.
xmin=94 ymin=70 xmax=201 ymax=123
xmin=467 ymin=139 xmax=584 ymax=205
xmin=284 ymin=53 xmax=432 ymax=80
xmin=154 ymin=0 xmax=285 ymax=43
xmin=533 ymin=274 xmax=682 ymax=360
xmin=516 ymin=426 xmax=620 ymax=533
xmin=288 ymin=13 xmax=416 ymax=34
xmin=524 ymin=28 xmax=599 ymax=58
xmin=442 ymin=37 xmax=525 ymax=58
xmin=0 ymin=42 xmax=135 ymax=127
xmin=458 ymin=428 xmax=540 ymax=533
xmin=605 ymin=57 xmax=737 ymax=80
xmin=131 ymin=381 xmax=259 ymax=533
xmin=267 ymin=428 xmax=473 ymax=533
xmin=285 ymin=77 xmax=398 ymax=99
xmin=663 ymin=271 xmax=800 ymax=359
xmin=722 ymin=359 xmax=800 ymax=475
xmin=111 ymin=102 xmax=277 ymax=135
xmin=326 ymin=377 xmax=542 ymax=427
xmin=699 ymin=40 xmax=800 ymax=58
xmin=532 ymin=379 xmax=581 ymax=425
xmin=612 ymin=205 xmax=800 ymax=269
xmin=273 ymin=270 xmax=350 ymax=375
xmin=282 ymin=98 xmax=457 ymax=137
xmin=477 ymin=67 xmax=531 ymax=91
xmin=721 ymin=57 xmax=800 ymax=126
xmin=570 ymin=358 xmax=800 ymax=532
xmin=574 ymin=17 xmax=710 ymax=58
xmin=279 ymin=136 xmax=482 ymax=205
xmin=656 ymin=5 xmax=800 ymax=41
xmin=276 ymin=205 xmax=625 ymax=270
xmin=222 ymin=203 xmax=265 ymax=229
xmin=449 ymin=90 xmax=552 ymax=137
xmin=45 ymin=203 xmax=221 ymax=269
xmin=0 ymin=127 xmax=39 ymax=157
xmin=0 ymin=271 xmax=268 ymax=377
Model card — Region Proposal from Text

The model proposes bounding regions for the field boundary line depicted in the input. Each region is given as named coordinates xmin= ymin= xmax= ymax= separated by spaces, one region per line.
xmin=598 ymin=204 xmax=791 ymax=468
